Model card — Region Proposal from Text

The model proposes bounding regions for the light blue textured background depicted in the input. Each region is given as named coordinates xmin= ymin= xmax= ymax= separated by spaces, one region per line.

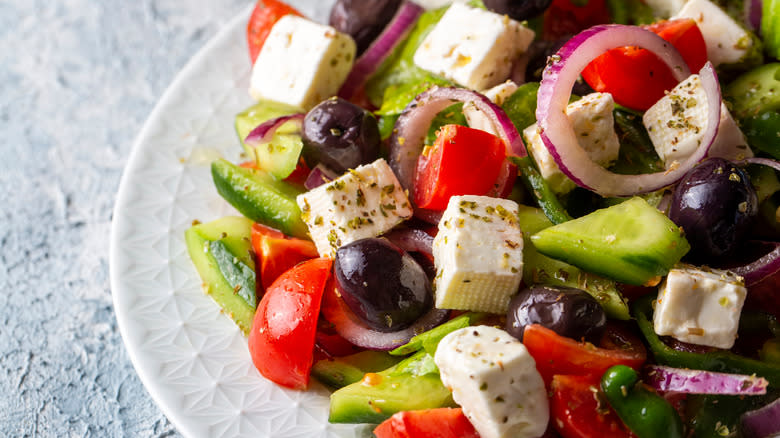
xmin=0 ymin=1 xmax=247 ymax=435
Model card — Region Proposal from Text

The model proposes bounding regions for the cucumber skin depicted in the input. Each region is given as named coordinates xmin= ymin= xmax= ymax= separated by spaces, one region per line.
xmin=184 ymin=216 xmax=256 ymax=336
xmin=211 ymin=159 xmax=308 ymax=239
xmin=530 ymin=197 xmax=690 ymax=286
xmin=518 ymin=206 xmax=630 ymax=320
xmin=312 ymin=351 xmax=403 ymax=389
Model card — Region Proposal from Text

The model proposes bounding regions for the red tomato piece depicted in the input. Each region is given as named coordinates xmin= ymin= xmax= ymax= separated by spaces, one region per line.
xmin=523 ymin=324 xmax=646 ymax=386
xmin=543 ymin=0 xmax=611 ymax=41
xmin=581 ymin=19 xmax=707 ymax=111
xmin=247 ymin=257 xmax=332 ymax=390
xmin=373 ymin=408 xmax=480 ymax=438
xmin=413 ymin=124 xmax=507 ymax=211
xmin=247 ymin=0 xmax=302 ymax=63
xmin=551 ymin=374 xmax=636 ymax=438
xmin=250 ymin=223 xmax=319 ymax=293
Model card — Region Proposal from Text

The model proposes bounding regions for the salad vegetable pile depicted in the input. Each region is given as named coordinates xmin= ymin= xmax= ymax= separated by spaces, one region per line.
xmin=185 ymin=0 xmax=780 ymax=436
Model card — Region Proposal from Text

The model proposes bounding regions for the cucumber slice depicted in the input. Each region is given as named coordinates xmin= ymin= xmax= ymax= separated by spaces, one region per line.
xmin=518 ymin=206 xmax=630 ymax=319
xmin=211 ymin=159 xmax=308 ymax=239
xmin=184 ymin=216 xmax=256 ymax=335
xmin=250 ymin=133 xmax=304 ymax=180
xmin=312 ymin=351 xmax=404 ymax=389
xmin=235 ymin=100 xmax=301 ymax=156
xmin=530 ymin=197 xmax=690 ymax=286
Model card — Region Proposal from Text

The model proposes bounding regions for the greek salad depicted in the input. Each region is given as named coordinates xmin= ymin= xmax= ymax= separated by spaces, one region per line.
xmin=185 ymin=0 xmax=780 ymax=436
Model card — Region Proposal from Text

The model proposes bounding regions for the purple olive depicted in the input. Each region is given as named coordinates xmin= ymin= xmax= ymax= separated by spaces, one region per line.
xmin=484 ymin=0 xmax=553 ymax=21
xmin=505 ymin=285 xmax=606 ymax=343
xmin=669 ymin=157 xmax=758 ymax=263
xmin=334 ymin=238 xmax=433 ymax=332
xmin=329 ymin=0 xmax=402 ymax=55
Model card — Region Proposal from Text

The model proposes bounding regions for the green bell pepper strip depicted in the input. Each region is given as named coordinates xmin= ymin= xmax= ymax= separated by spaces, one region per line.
xmin=509 ymin=155 xmax=573 ymax=225
xmin=633 ymin=296 xmax=780 ymax=387
xmin=601 ymin=365 xmax=684 ymax=438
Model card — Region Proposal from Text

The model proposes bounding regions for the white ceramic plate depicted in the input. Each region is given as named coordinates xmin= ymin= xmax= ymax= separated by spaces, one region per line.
xmin=110 ymin=2 xmax=373 ymax=437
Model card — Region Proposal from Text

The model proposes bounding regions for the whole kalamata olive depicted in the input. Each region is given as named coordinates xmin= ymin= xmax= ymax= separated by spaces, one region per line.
xmin=525 ymin=37 xmax=594 ymax=96
xmin=484 ymin=0 xmax=553 ymax=21
xmin=329 ymin=0 xmax=402 ymax=55
xmin=505 ymin=285 xmax=606 ymax=343
xmin=334 ymin=238 xmax=433 ymax=332
xmin=669 ymin=157 xmax=758 ymax=263
xmin=301 ymin=97 xmax=381 ymax=174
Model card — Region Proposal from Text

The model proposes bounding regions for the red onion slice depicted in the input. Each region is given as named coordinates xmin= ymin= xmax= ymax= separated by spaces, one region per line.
xmin=384 ymin=228 xmax=435 ymax=257
xmin=320 ymin=283 xmax=449 ymax=351
xmin=338 ymin=1 xmax=423 ymax=100
xmin=304 ymin=163 xmax=338 ymax=190
xmin=721 ymin=240 xmax=780 ymax=287
xmin=644 ymin=365 xmax=769 ymax=395
xmin=388 ymin=86 xmax=527 ymax=198
xmin=748 ymin=0 xmax=763 ymax=31
xmin=244 ymin=113 xmax=304 ymax=147
xmin=537 ymin=25 xmax=723 ymax=197
xmin=742 ymin=397 xmax=780 ymax=438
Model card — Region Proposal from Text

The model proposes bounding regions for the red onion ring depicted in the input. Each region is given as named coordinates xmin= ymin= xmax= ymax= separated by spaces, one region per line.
xmin=388 ymin=86 xmax=527 ymax=198
xmin=742 ymin=397 xmax=780 ymax=438
xmin=320 ymin=282 xmax=450 ymax=351
xmin=384 ymin=228 xmax=434 ymax=257
xmin=537 ymin=25 xmax=723 ymax=197
xmin=721 ymin=241 xmax=780 ymax=287
xmin=244 ymin=113 xmax=304 ymax=147
xmin=741 ymin=157 xmax=780 ymax=173
xmin=644 ymin=365 xmax=769 ymax=395
xmin=338 ymin=1 xmax=423 ymax=100
xmin=303 ymin=163 xmax=338 ymax=190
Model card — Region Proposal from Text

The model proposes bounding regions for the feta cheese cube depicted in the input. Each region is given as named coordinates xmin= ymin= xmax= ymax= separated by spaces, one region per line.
xmin=523 ymin=92 xmax=621 ymax=194
xmin=250 ymin=15 xmax=356 ymax=111
xmin=434 ymin=326 xmax=549 ymax=438
xmin=414 ymin=0 xmax=467 ymax=9
xmin=644 ymin=0 xmax=686 ymax=18
xmin=643 ymin=74 xmax=753 ymax=168
xmin=463 ymin=81 xmax=519 ymax=135
xmin=653 ymin=265 xmax=746 ymax=349
xmin=432 ymin=195 xmax=523 ymax=313
xmin=297 ymin=159 xmax=412 ymax=257
xmin=413 ymin=3 xmax=535 ymax=91
xmin=673 ymin=0 xmax=754 ymax=66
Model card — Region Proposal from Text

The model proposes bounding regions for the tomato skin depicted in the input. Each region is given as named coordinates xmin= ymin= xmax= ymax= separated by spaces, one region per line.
xmin=523 ymin=324 xmax=646 ymax=386
xmin=413 ymin=124 xmax=507 ymax=211
xmin=247 ymin=0 xmax=302 ymax=63
xmin=581 ymin=19 xmax=707 ymax=111
xmin=551 ymin=374 xmax=636 ymax=438
xmin=250 ymin=223 xmax=319 ymax=292
xmin=373 ymin=408 xmax=480 ymax=438
xmin=247 ymin=257 xmax=332 ymax=390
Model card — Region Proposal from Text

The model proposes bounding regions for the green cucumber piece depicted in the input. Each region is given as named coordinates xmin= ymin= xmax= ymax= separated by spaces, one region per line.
xmin=763 ymin=0 xmax=780 ymax=59
xmin=235 ymin=100 xmax=301 ymax=156
xmin=724 ymin=63 xmax=780 ymax=120
xmin=328 ymin=351 xmax=455 ymax=424
xmin=211 ymin=159 xmax=308 ymax=239
xmin=312 ymin=351 xmax=404 ymax=389
xmin=518 ymin=205 xmax=630 ymax=320
xmin=530 ymin=197 xmax=690 ymax=286
xmin=389 ymin=312 xmax=487 ymax=356
xmin=185 ymin=216 xmax=256 ymax=335
xmin=250 ymin=133 xmax=304 ymax=180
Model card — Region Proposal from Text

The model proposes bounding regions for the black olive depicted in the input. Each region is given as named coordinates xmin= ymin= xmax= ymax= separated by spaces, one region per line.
xmin=334 ymin=238 xmax=433 ymax=332
xmin=505 ymin=285 xmax=606 ymax=343
xmin=483 ymin=0 xmax=553 ymax=21
xmin=301 ymin=97 xmax=381 ymax=174
xmin=329 ymin=0 xmax=402 ymax=56
xmin=669 ymin=157 xmax=758 ymax=263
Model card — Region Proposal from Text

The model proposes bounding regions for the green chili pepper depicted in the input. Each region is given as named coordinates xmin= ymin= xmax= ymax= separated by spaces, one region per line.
xmin=633 ymin=296 xmax=780 ymax=387
xmin=601 ymin=365 xmax=684 ymax=438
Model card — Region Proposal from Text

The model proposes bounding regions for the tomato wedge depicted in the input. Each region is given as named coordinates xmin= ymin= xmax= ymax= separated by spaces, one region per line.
xmin=248 ymin=257 xmax=332 ymax=390
xmin=551 ymin=374 xmax=636 ymax=438
xmin=413 ymin=124 xmax=507 ymax=211
xmin=250 ymin=223 xmax=318 ymax=293
xmin=373 ymin=408 xmax=480 ymax=438
xmin=582 ymin=19 xmax=707 ymax=111
xmin=523 ymin=324 xmax=646 ymax=386
xmin=247 ymin=0 xmax=302 ymax=63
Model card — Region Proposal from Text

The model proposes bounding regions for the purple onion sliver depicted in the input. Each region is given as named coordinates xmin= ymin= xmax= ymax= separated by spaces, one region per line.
xmin=749 ymin=0 xmax=763 ymax=32
xmin=304 ymin=164 xmax=339 ymax=190
xmin=645 ymin=365 xmax=769 ymax=395
xmin=338 ymin=1 xmax=423 ymax=99
xmin=727 ymin=241 xmax=780 ymax=286
xmin=244 ymin=113 xmax=304 ymax=147
xmin=741 ymin=157 xmax=780 ymax=173
xmin=384 ymin=228 xmax=435 ymax=256
xmin=742 ymin=397 xmax=780 ymax=438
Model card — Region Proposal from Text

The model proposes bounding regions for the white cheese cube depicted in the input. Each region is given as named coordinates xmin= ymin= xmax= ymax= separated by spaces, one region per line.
xmin=643 ymin=74 xmax=753 ymax=168
xmin=673 ymin=0 xmax=753 ymax=66
xmin=413 ymin=3 xmax=535 ymax=91
xmin=297 ymin=159 xmax=412 ymax=257
xmin=434 ymin=326 xmax=549 ymax=438
xmin=654 ymin=265 xmax=746 ymax=349
xmin=249 ymin=15 xmax=356 ymax=111
xmin=432 ymin=195 xmax=523 ymax=313
xmin=463 ymin=81 xmax=519 ymax=135
xmin=523 ymin=92 xmax=621 ymax=194
xmin=644 ymin=0 xmax=686 ymax=18
xmin=414 ymin=0 xmax=467 ymax=9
